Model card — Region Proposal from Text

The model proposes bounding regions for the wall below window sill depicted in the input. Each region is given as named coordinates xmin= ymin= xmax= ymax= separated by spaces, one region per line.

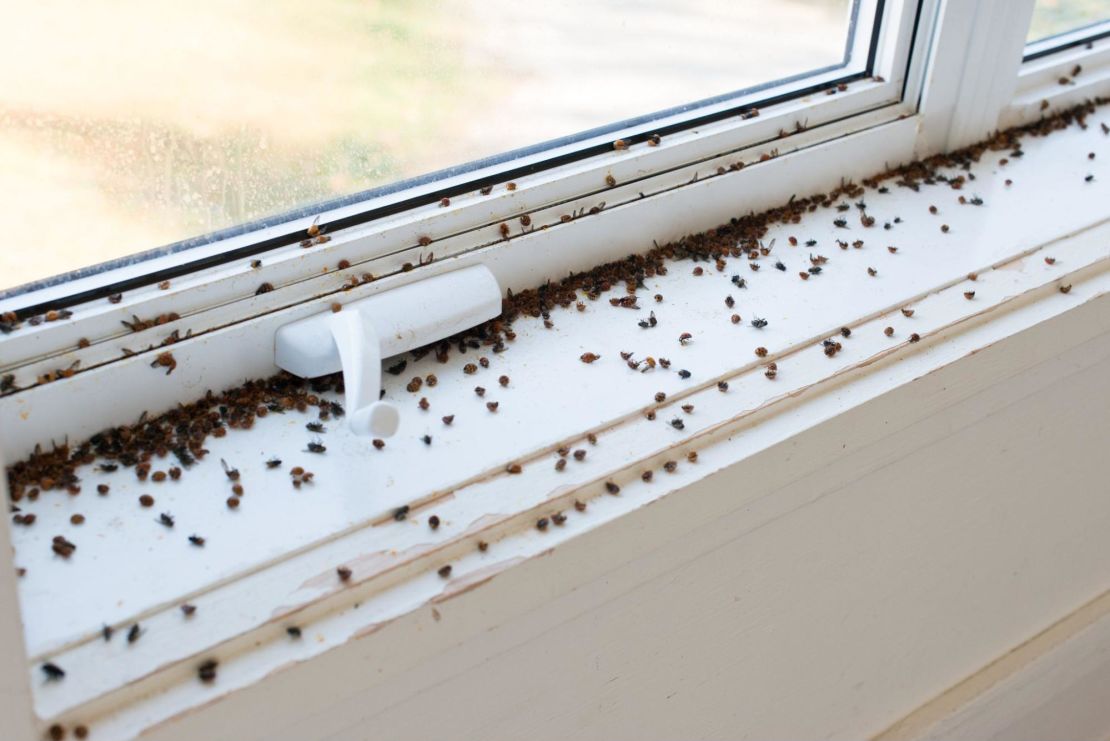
xmin=3 ymin=105 xmax=1110 ymax=739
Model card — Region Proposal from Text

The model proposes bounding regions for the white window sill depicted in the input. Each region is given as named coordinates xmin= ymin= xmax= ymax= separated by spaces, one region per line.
xmin=2 ymin=104 xmax=1109 ymax=739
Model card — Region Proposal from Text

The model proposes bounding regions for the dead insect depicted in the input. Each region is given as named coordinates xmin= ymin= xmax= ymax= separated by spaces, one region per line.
xmin=887 ymin=246 xmax=898 ymax=254
xmin=198 ymin=659 xmax=218 ymax=683
xmin=393 ymin=505 xmax=410 ymax=521
xmin=486 ymin=401 xmax=499 ymax=413
xmin=1059 ymin=284 xmax=1073 ymax=294
xmin=499 ymin=375 xmax=510 ymax=386
xmin=833 ymin=218 xmax=847 ymax=228
xmin=372 ymin=438 xmax=386 ymax=449
xmin=774 ymin=261 xmax=786 ymax=271
xmin=840 ymin=327 xmax=851 ymax=337
xmin=605 ymin=481 xmax=621 ymax=495
xmin=189 ymin=534 xmax=205 ymax=547
xmin=573 ymin=449 xmax=587 ymax=461
xmin=182 ymin=604 xmax=197 ymax=617
xmin=580 ymin=352 xmax=601 ymax=364
xmin=552 ymin=512 xmax=567 ymax=526
xmin=681 ymin=404 xmax=694 ymax=413
xmin=421 ymin=434 xmax=433 ymax=445
xmin=750 ymin=317 xmax=768 ymax=329
xmin=642 ymin=470 xmax=654 ymax=482
xmin=901 ymin=308 xmax=914 ymax=317
xmin=337 ymin=566 xmax=353 ymax=582
xmin=151 ymin=351 xmax=177 ymax=375
xmin=221 ymin=459 xmax=240 ymax=481
xmin=127 ymin=623 xmax=142 ymax=644
xmin=731 ymin=275 xmax=746 ymax=288
xmin=306 ymin=421 xmax=325 ymax=433
xmin=731 ymin=314 xmax=742 ymax=323
xmin=554 ymin=458 xmax=567 ymax=471
xmin=1044 ymin=257 xmax=1056 ymax=265
xmin=418 ymin=397 xmax=429 ymax=410
xmin=677 ymin=369 xmax=691 ymax=379
xmin=687 ymin=451 xmax=699 ymax=463
xmin=442 ymin=415 xmax=454 ymax=425
xmin=439 ymin=197 xmax=451 ymax=207
xmin=158 ymin=512 xmax=175 ymax=528
xmin=663 ymin=461 xmax=678 ymax=473
xmin=717 ymin=381 xmax=729 ymax=392
xmin=1084 ymin=174 xmax=1095 ymax=183
xmin=478 ymin=540 xmax=490 ymax=551
xmin=305 ymin=439 xmax=326 ymax=454
xmin=475 ymin=386 xmax=486 ymax=397
xmin=867 ymin=267 xmax=878 ymax=276
xmin=963 ymin=291 xmax=975 ymax=300
xmin=605 ymin=174 xmax=617 ymax=187
xmin=52 ymin=536 xmax=77 ymax=558
xmin=613 ymin=139 xmax=628 ymax=150
xmin=909 ymin=333 xmax=921 ymax=343
xmin=286 ymin=626 xmax=302 ymax=639
xmin=266 ymin=458 xmax=282 ymax=469
xmin=678 ymin=332 xmax=693 ymax=345
xmin=884 ymin=326 xmax=895 ymax=337
xmin=428 ymin=515 xmax=440 ymax=530
xmin=438 ymin=563 xmax=455 ymax=578
xmin=139 ymin=494 xmax=155 ymax=508
xmin=669 ymin=418 xmax=685 ymax=430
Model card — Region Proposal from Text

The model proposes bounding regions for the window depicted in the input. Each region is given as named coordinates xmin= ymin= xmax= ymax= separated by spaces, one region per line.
xmin=1028 ymin=0 xmax=1110 ymax=43
xmin=2 ymin=2 xmax=1109 ymax=739
xmin=1 ymin=0 xmax=877 ymax=297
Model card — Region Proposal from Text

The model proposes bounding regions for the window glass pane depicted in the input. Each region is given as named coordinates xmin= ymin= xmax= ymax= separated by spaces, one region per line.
xmin=1027 ymin=0 xmax=1110 ymax=42
xmin=1 ymin=0 xmax=858 ymax=292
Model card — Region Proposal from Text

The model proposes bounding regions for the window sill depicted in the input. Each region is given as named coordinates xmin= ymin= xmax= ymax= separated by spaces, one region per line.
xmin=3 ymin=104 xmax=1109 ymax=739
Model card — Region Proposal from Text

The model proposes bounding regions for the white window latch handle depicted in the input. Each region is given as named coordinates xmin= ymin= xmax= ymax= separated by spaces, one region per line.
xmin=274 ymin=265 xmax=502 ymax=437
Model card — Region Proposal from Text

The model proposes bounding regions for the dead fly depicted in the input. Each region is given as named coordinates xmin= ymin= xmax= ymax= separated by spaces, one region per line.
xmin=774 ymin=261 xmax=786 ymax=271
xmin=679 ymin=332 xmax=693 ymax=345
xmin=102 ymin=624 xmax=114 ymax=642
xmin=189 ymin=534 xmax=206 ymax=547
xmin=669 ymin=418 xmax=685 ymax=431
xmin=158 ymin=512 xmax=175 ymax=528
xmin=731 ymin=275 xmax=746 ymax=288
xmin=266 ymin=458 xmax=282 ymax=469
xmin=286 ymin=626 xmax=302 ymax=639
xmin=750 ymin=317 xmax=768 ymax=329
xmin=151 ymin=352 xmax=177 ymax=375
xmin=181 ymin=604 xmax=197 ymax=617
xmin=42 ymin=662 xmax=65 ymax=681
xmin=717 ymin=381 xmax=729 ymax=392
xmin=198 ymin=659 xmax=218 ymax=683
xmin=421 ymin=435 xmax=433 ymax=445
xmin=833 ymin=218 xmax=848 ymax=228
xmin=305 ymin=422 xmax=326 ymax=433
xmin=638 ymin=312 xmax=657 ymax=329
xmin=677 ymin=369 xmax=691 ymax=379
xmin=127 ymin=624 xmax=143 ymax=644
xmin=393 ymin=505 xmax=410 ymax=522
xmin=305 ymin=439 xmax=326 ymax=454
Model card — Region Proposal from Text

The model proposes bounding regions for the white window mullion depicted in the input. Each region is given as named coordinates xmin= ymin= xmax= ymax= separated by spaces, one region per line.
xmin=916 ymin=0 xmax=1035 ymax=156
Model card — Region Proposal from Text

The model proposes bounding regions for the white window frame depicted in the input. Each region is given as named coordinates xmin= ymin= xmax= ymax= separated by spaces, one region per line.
xmin=1 ymin=0 xmax=1109 ymax=738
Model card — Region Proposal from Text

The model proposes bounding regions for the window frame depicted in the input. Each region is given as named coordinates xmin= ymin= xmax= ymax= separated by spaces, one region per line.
xmin=0 ymin=0 xmax=923 ymax=375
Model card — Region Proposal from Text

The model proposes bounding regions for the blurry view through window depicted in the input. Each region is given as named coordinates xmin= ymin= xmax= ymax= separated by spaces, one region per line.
xmin=1028 ymin=0 xmax=1109 ymax=42
xmin=0 ymin=0 xmax=856 ymax=291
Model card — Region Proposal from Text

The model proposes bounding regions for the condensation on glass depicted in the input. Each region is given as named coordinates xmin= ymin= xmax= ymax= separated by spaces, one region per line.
xmin=0 ymin=0 xmax=856 ymax=291
xmin=1027 ymin=0 xmax=1110 ymax=42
